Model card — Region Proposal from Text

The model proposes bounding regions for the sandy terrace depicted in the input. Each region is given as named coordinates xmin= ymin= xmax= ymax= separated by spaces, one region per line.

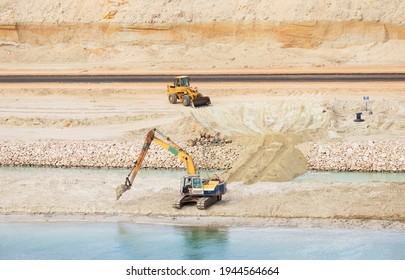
xmin=0 ymin=78 xmax=404 ymax=229
xmin=0 ymin=165 xmax=404 ymax=230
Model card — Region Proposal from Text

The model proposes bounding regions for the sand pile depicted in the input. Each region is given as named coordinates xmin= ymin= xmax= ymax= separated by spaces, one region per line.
xmin=224 ymin=133 xmax=308 ymax=183
xmin=186 ymin=131 xmax=232 ymax=147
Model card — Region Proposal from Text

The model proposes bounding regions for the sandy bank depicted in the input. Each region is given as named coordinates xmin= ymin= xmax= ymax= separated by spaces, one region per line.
xmin=0 ymin=169 xmax=404 ymax=230
xmin=2 ymin=213 xmax=405 ymax=231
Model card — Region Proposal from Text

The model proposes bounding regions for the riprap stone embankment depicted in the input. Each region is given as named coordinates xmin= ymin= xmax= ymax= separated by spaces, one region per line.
xmin=308 ymin=141 xmax=405 ymax=172
xmin=0 ymin=139 xmax=403 ymax=173
xmin=0 ymin=140 xmax=239 ymax=170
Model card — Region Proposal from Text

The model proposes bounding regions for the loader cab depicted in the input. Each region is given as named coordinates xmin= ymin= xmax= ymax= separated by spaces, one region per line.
xmin=181 ymin=175 xmax=203 ymax=195
xmin=174 ymin=76 xmax=190 ymax=88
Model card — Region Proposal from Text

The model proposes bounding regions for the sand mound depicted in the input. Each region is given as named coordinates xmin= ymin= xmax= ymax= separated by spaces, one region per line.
xmin=190 ymin=99 xmax=329 ymax=135
xmin=186 ymin=99 xmax=329 ymax=182
xmin=183 ymin=94 xmax=404 ymax=183
xmin=223 ymin=133 xmax=308 ymax=183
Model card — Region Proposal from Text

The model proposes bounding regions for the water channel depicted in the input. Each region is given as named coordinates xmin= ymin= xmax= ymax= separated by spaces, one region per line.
xmin=1 ymin=222 xmax=405 ymax=260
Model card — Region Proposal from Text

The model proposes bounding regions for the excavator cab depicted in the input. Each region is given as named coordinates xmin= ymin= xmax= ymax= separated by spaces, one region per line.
xmin=167 ymin=76 xmax=212 ymax=108
xmin=181 ymin=175 xmax=203 ymax=195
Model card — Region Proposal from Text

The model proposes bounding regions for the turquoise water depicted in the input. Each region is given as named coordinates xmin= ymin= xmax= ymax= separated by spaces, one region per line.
xmin=2 ymin=167 xmax=403 ymax=183
xmin=293 ymin=171 xmax=405 ymax=183
xmin=0 ymin=166 xmax=220 ymax=179
xmin=1 ymin=222 xmax=405 ymax=260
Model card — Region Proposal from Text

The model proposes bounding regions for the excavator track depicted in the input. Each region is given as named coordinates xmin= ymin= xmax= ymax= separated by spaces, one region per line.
xmin=172 ymin=195 xmax=198 ymax=209
xmin=196 ymin=196 xmax=219 ymax=210
xmin=173 ymin=195 xmax=221 ymax=210
xmin=172 ymin=196 xmax=184 ymax=209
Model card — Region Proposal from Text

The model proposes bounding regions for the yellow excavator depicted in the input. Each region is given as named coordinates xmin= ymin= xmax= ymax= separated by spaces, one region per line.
xmin=115 ymin=128 xmax=226 ymax=210
xmin=167 ymin=76 xmax=212 ymax=108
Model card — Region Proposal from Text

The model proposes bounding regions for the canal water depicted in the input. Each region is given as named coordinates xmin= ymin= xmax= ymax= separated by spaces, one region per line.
xmin=293 ymin=171 xmax=405 ymax=183
xmin=1 ymin=222 xmax=405 ymax=260
xmin=2 ymin=166 xmax=404 ymax=183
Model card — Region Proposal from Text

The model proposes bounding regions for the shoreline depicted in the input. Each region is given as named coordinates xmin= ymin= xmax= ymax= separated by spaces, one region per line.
xmin=1 ymin=213 xmax=405 ymax=231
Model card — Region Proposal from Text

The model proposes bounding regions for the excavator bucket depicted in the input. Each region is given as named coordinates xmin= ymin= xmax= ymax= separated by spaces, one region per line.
xmin=116 ymin=184 xmax=129 ymax=200
xmin=191 ymin=96 xmax=212 ymax=108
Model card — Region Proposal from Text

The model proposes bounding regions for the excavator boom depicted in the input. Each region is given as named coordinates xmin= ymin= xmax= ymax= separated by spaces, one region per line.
xmin=115 ymin=129 xmax=154 ymax=200
xmin=115 ymin=128 xmax=196 ymax=200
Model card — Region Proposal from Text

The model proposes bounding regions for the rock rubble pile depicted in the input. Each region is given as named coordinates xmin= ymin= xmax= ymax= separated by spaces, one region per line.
xmin=0 ymin=140 xmax=239 ymax=170
xmin=308 ymin=141 xmax=405 ymax=172
xmin=187 ymin=131 xmax=232 ymax=147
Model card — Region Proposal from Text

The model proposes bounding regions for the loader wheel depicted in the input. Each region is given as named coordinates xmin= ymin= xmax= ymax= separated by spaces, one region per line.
xmin=169 ymin=94 xmax=177 ymax=104
xmin=182 ymin=95 xmax=191 ymax=106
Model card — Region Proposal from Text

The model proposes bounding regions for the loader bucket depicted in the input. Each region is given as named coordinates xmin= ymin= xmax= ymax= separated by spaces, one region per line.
xmin=192 ymin=96 xmax=211 ymax=108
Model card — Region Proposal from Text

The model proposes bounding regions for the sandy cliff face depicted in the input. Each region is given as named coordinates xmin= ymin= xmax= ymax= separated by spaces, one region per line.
xmin=2 ymin=0 xmax=405 ymax=24
xmin=1 ymin=0 xmax=405 ymax=69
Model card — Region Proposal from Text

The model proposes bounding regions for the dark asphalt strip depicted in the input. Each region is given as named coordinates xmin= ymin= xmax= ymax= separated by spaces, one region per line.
xmin=0 ymin=73 xmax=404 ymax=83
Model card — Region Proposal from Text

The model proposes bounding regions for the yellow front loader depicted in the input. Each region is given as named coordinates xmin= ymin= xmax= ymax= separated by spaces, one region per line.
xmin=167 ymin=76 xmax=212 ymax=108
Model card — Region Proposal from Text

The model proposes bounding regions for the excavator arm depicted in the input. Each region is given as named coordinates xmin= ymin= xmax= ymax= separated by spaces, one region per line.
xmin=115 ymin=128 xmax=196 ymax=200
xmin=152 ymin=137 xmax=196 ymax=175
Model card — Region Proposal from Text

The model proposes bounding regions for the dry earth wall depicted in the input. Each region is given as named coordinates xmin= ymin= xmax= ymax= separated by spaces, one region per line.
xmin=1 ymin=0 xmax=405 ymax=67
